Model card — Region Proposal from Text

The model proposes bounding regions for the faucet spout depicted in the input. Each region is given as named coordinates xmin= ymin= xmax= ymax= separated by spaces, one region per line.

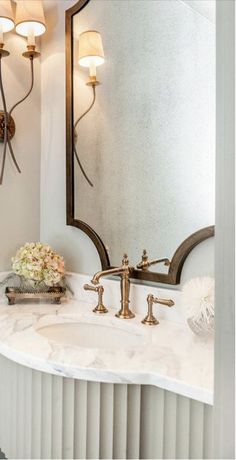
xmin=90 ymin=254 xmax=135 ymax=319
xmin=91 ymin=266 xmax=126 ymax=285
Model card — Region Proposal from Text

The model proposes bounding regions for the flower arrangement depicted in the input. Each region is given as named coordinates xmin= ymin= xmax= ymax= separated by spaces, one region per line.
xmin=0 ymin=243 xmax=71 ymax=300
xmin=12 ymin=242 xmax=65 ymax=287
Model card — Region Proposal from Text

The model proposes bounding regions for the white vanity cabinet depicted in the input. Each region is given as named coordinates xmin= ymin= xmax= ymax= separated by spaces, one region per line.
xmin=0 ymin=353 xmax=213 ymax=460
xmin=0 ymin=274 xmax=214 ymax=460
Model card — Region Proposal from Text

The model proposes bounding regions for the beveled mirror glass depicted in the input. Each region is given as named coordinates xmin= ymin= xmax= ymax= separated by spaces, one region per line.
xmin=66 ymin=0 xmax=215 ymax=284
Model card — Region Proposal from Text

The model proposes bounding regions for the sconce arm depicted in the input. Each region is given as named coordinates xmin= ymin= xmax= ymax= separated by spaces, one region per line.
xmin=9 ymin=58 xmax=34 ymax=117
xmin=7 ymin=136 xmax=21 ymax=173
xmin=0 ymin=57 xmax=8 ymax=185
xmin=74 ymin=84 xmax=96 ymax=187
xmin=73 ymin=144 xmax=94 ymax=187
xmin=74 ymin=84 xmax=96 ymax=130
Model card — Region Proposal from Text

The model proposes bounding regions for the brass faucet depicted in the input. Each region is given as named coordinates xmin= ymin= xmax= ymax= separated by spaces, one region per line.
xmin=142 ymin=293 xmax=174 ymax=325
xmin=136 ymin=249 xmax=170 ymax=271
xmin=91 ymin=254 xmax=135 ymax=319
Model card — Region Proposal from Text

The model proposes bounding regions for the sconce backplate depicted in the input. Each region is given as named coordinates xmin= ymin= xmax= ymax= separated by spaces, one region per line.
xmin=0 ymin=111 xmax=15 ymax=142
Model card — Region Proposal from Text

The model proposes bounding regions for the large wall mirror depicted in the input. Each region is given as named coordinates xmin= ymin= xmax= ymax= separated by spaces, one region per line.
xmin=66 ymin=0 xmax=215 ymax=284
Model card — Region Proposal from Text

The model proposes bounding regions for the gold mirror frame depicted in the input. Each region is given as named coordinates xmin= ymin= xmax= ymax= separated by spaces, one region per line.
xmin=66 ymin=0 xmax=215 ymax=285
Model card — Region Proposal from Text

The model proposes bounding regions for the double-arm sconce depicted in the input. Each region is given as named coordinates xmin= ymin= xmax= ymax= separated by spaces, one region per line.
xmin=0 ymin=0 xmax=46 ymax=185
xmin=74 ymin=30 xmax=104 ymax=187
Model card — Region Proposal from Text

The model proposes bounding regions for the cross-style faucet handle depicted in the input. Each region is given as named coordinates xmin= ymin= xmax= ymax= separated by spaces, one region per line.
xmin=141 ymin=293 xmax=174 ymax=325
xmin=84 ymin=284 xmax=108 ymax=314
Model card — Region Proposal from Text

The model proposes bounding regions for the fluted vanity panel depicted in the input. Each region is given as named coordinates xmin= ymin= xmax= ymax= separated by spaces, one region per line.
xmin=0 ymin=354 xmax=213 ymax=460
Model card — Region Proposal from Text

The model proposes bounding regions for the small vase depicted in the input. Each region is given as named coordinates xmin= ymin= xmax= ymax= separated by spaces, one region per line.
xmin=187 ymin=314 xmax=214 ymax=337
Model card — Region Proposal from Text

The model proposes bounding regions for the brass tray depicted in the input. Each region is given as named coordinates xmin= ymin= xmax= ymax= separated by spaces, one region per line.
xmin=5 ymin=286 xmax=66 ymax=305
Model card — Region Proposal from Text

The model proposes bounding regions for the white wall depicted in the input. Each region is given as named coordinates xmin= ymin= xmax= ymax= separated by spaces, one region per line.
xmin=41 ymin=0 xmax=214 ymax=286
xmin=0 ymin=32 xmax=41 ymax=270
xmin=41 ymin=0 xmax=101 ymax=276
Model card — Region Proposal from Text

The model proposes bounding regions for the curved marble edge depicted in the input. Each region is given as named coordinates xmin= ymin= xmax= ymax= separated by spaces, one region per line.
xmin=0 ymin=299 xmax=214 ymax=405
xmin=0 ymin=342 xmax=213 ymax=405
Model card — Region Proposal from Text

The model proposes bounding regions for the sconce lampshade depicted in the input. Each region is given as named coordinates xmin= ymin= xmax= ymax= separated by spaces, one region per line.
xmin=0 ymin=0 xmax=15 ymax=33
xmin=15 ymin=0 xmax=46 ymax=37
xmin=79 ymin=30 xmax=104 ymax=67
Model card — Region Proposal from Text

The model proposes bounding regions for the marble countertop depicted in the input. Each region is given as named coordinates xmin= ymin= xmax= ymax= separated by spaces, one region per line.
xmin=0 ymin=298 xmax=213 ymax=405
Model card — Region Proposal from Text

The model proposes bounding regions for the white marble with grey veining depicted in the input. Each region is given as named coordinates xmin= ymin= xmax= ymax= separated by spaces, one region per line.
xmin=0 ymin=272 xmax=213 ymax=405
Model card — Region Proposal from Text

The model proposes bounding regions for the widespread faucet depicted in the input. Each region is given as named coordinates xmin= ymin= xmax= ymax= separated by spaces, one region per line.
xmin=90 ymin=253 xmax=135 ymax=319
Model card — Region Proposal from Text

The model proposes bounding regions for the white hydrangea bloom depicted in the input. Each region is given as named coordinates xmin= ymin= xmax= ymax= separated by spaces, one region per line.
xmin=12 ymin=243 xmax=65 ymax=287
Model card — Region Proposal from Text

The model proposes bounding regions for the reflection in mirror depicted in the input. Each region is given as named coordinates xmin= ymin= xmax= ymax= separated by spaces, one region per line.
xmin=72 ymin=0 xmax=215 ymax=272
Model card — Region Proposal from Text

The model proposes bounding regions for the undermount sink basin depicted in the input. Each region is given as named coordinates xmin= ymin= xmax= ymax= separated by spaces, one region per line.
xmin=36 ymin=321 xmax=145 ymax=349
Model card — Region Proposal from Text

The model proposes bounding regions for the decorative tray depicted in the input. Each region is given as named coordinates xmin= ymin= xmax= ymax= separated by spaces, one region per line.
xmin=5 ymin=286 xmax=66 ymax=305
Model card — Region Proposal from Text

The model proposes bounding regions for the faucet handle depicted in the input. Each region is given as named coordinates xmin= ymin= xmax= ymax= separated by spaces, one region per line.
xmin=141 ymin=293 xmax=174 ymax=325
xmin=137 ymin=250 xmax=170 ymax=271
xmin=136 ymin=249 xmax=149 ymax=270
xmin=84 ymin=284 xmax=99 ymax=292
xmin=83 ymin=284 xmax=108 ymax=314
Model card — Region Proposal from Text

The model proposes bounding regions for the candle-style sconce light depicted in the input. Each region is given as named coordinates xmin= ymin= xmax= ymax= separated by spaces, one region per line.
xmin=0 ymin=0 xmax=46 ymax=185
xmin=74 ymin=30 xmax=104 ymax=187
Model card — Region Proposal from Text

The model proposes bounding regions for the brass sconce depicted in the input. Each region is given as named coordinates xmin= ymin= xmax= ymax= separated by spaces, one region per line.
xmin=74 ymin=30 xmax=104 ymax=187
xmin=0 ymin=0 xmax=46 ymax=185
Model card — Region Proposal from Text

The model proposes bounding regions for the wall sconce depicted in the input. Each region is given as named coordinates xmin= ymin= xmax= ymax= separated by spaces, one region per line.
xmin=0 ymin=0 xmax=46 ymax=185
xmin=74 ymin=30 xmax=104 ymax=187
xmin=78 ymin=30 xmax=104 ymax=86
